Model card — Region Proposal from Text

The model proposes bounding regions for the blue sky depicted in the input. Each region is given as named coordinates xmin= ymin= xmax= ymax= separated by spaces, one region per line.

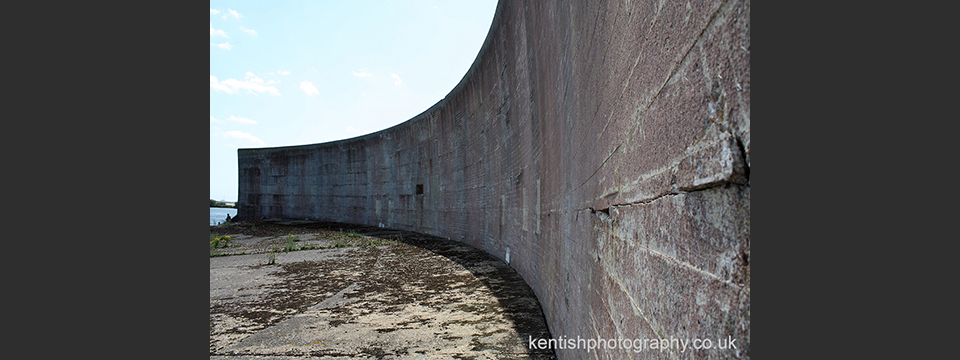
xmin=211 ymin=0 xmax=498 ymax=201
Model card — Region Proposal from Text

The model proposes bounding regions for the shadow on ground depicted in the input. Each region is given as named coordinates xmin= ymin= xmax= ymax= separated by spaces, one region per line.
xmin=210 ymin=219 xmax=556 ymax=359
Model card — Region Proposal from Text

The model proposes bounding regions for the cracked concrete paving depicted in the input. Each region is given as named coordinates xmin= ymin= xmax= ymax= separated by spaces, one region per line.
xmin=210 ymin=220 xmax=556 ymax=359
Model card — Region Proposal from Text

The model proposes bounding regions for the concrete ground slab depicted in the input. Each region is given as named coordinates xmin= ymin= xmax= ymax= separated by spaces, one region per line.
xmin=210 ymin=221 xmax=556 ymax=359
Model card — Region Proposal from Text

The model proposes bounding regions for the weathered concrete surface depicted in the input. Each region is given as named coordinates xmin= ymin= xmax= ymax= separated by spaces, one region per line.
xmin=211 ymin=221 xmax=554 ymax=358
xmin=237 ymin=0 xmax=749 ymax=358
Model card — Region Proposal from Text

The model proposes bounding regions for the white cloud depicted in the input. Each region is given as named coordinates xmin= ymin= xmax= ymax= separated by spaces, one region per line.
xmin=211 ymin=73 xmax=281 ymax=96
xmin=228 ymin=9 xmax=242 ymax=19
xmin=210 ymin=116 xmax=222 ymax=123
xmin=240 ymin=26 xmax=258 ymax=37
xmin=227 ymin=115 xmax=257 ymax=124
xmin=210 ymin=9 xmax=220 ymax=15
xmin=267 ymin=80 xmax=279 ymax=85
xmin=346 ymin=126 xmax=361 ymax=134
xmin=213 ymin=42 xmax=233 ymax=50
xmin=224 ymin=130 xmax=265 ymax=145
xmin=210 ymin=23 xmax=228 ymax=37
xmin=210 ymin=76 xmax=234 ymax=94
xmin=277 ymin=70 xmax=291 ymax=75
xmin=352 ymin=68 xmax=373 ymax=77
xmin=244 ymin=71 xmax=265 ymax=84
xmin=211 ymin=125 xmax=224 ymax=140
xmin=391 ymin=73 xmax=404 ymax=86
xmin=300 ymin=80 xmax=319 ymax=96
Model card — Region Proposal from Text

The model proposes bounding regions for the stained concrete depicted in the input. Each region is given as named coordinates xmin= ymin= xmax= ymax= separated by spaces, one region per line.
xmin=211 ymin=221 xmax=555 ymax=359
xmin=236 ymin=0 xmax=749 ymax=359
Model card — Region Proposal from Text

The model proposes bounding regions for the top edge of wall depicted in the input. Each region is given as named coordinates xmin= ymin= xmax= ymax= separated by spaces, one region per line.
xmin=237 ymin=0 xmax=506 ymax=154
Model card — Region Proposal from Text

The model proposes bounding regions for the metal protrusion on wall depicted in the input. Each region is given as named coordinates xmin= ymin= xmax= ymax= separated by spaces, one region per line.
xmin=505 ymin=247 xmax=510 ymax=264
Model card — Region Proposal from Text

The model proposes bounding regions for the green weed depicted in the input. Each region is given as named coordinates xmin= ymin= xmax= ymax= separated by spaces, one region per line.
xmin=284 ymin=234 xmax=299 ymax=252
xmin=331 ymin=240 xmax=352 ymax=248
xmin=210 ymin=235 xmax=231 ymax=251
xmin=210 ymin=251 xmax=245 ymax=257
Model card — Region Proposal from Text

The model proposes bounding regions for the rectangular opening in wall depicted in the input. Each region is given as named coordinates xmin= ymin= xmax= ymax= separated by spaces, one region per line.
xmin=416 ymin=184 xmax=424 ymax=195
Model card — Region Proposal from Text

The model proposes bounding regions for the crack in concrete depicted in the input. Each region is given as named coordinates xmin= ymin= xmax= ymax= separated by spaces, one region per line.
xmin=589 ymin=128 xmax=747 ymax=212
xmin=584 ymin=184 xmax=684 ymax=215
xmin=584 ymin=181 xmax=749 ymax=287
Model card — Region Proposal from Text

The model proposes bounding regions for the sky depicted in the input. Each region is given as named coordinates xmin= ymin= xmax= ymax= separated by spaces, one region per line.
xmin=211 ymin=0 xmax=499 ymax=202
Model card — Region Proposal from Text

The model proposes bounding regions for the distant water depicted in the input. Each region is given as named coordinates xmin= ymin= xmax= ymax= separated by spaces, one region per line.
xmin=210 ymin=207 xmax=238 ymax=226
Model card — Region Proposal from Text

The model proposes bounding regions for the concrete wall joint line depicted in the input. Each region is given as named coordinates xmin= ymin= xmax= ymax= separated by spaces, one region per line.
xmin=615 ymin=232 xmax=745 ymax=290
xmin=601 ymin=259 xmax=670 ymax=355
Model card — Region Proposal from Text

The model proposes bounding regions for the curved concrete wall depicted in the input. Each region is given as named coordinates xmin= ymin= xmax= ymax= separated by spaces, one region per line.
xmin=238 ymin=0 xmax=750 ymax=358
